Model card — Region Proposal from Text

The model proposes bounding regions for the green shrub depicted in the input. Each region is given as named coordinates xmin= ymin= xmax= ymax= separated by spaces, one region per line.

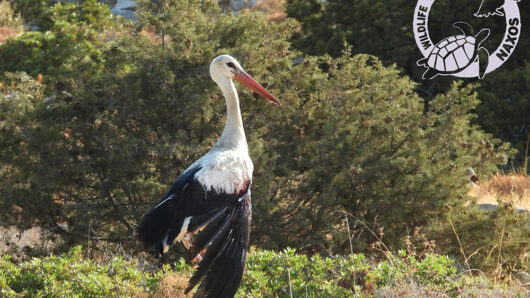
xmin=0 ymin=246 xmax=163 ymax=296
xmin=1 ymin=246 xmax=523 ymax=297
xmin=49 ymin=0 xmax=116 ymax=32
xmin=0 ymin=20 xmax=104 ymax=91
xmin=240 ymin=248 xmax=369 ymax=296
xmin=11 ymin=0 xmax=116 ymax=30
xmin=285 ymin=0 xmax=530 ymax=172
xmin=266 ymin=56 xmax=512 ymax=252
xmin=369 ymin=253 xmax=459 ymax=292
xmin=0 ymin=1 xmax=117 ymax=91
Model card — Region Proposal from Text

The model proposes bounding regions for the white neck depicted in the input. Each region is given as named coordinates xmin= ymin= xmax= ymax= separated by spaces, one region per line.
xmin=214 ymin=78 xmax=247 ymax=150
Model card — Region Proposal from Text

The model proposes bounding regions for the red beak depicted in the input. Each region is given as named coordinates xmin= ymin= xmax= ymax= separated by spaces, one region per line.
xmin=234 ymin=71 xmax=280 ymax=105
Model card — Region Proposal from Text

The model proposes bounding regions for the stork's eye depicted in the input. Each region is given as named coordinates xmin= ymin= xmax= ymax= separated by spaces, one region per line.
xmin=226 ymin=62 xmax=236 ymax=69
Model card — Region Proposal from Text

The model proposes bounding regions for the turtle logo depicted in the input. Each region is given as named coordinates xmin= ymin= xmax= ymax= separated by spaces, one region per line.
xmin=417 ymin=22 xmax=490 ymax=79
xmin=413 ymin=0 xmax=522 ymax=80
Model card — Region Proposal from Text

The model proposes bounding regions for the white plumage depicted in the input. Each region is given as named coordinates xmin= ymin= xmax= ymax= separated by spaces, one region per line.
xmin=194 ymin=147 xmax=253 ymax=194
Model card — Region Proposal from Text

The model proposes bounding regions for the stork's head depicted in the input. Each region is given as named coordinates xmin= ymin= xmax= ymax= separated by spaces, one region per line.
xmin=210 ymin=55 xmax=280 ymax=104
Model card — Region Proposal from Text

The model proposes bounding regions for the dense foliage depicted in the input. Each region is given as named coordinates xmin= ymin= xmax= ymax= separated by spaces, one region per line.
xmin=0 ymin=246 xmax=163 ymax=296
xmin=285 ymin=0 xmax=530 ymax=172
xmin=0 ymin=246 xmax=521 ymax=297
xmin=0 ymin=0 xmax=527 ymax=282
xmin=10 ymin=0 xmax=114 ymax=30
xmin=0 ymin=0 xmax=116 ymax=88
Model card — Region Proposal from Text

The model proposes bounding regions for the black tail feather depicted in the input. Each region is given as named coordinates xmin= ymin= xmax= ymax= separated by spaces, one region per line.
xmin=187 ymin=197 xmax=251 ymax=298
xmin=185 ymin=228 xmax=233 ymax=294
xmin=201 ymin=238 xmax=247 ymax=298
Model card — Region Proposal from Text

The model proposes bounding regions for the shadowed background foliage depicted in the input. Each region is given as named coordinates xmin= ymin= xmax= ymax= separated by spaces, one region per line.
xmin=286 ymin=0 xmax=530 ymax=171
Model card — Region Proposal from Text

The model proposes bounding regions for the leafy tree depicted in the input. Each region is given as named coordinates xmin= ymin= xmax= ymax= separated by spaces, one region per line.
xmin=0 ymin=0 xmax=117 ymax=93
xmin=0 ymin=0 xmax=512 ymax=260
xmin=260 ymin=53 xmax=512 ymax=252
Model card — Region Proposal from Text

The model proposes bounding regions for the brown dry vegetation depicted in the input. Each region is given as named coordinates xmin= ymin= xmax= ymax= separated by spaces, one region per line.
xmin=375 ymin=280 xmax=523 ymax=298
xmin=0 ymin=26 xmax=20 ymax=43
xmin=248 ymin=0 xmax=287 ymax=22
xmin=138 ymin=272 xmax=192 ymax=298
xmin=470 ymin=174 xmax=530 ymax=209
xmin=138 ymin=26 xmax=172 ymax=45
xmin=0 ymin=0 xmax=20 ymax=42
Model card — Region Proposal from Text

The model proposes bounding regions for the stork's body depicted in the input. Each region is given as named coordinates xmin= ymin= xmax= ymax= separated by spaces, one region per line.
xmin=137 ymin=55 xmax=279 ymax=297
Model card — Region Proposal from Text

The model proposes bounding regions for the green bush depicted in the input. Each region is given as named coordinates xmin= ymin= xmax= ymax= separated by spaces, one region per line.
xmin=370 ymin=253 xmax=458 ymax=291
xmin=241 ymin=248 xmax=369 ymax=296
xmin=0 ymin=21 xmax=103 ymax=81
xmin=49 ymin=0 xmax=116 ymax=32
xmin=11 ymin=0 xmax=115 ymax=30
xmin=0 ymin=246 xmax=163 ymax=296
xmin=0 ymin=1 xmax=118 ymax=91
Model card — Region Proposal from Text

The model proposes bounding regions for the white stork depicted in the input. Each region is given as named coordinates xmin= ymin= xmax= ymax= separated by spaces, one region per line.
xmin=137 ymin=55 xmax=280 ymax=297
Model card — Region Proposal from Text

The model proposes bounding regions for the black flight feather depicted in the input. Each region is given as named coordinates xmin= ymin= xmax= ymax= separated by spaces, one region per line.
xmin=185 ymin=227 xmax=234 ymax=294
xmin=136 ymin=197 xmax=176 ymax=248
xmin=188 ymin=206 xmax=228 ymax=232
xmin=189 ymin=208 xmax=235 ymax=261
xmin=192 ymin=197 xmax=251 ymax=298
xmin=137 ymin=166 xmax=244 ymax=251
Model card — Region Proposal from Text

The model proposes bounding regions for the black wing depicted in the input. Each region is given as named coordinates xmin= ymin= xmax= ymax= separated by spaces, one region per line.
xmin=186 ymin=193 xmax=251 ymax=298
xmin=137 ymin=165 xmax=251 ymax=298
xmin=137 ymin=166 xmax=247 ymax=251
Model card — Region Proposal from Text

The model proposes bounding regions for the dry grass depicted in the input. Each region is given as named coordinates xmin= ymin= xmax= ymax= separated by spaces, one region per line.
xmin=374 ymin=280 xmax=520 ymax=298
xmin=0 ymin=25 xmax=20 ymax=43
xmin=248 ymin=0 xmax=287 ymax=23
xmin=138 ymin=26 xmax=172 ymax=45
xmin=0 ymin=0 xmax=21 ymax=42
xmin=147 ymin=272 xmax=192 ymax=298
xmin=469 ymin=174 xmax=530 ymax=210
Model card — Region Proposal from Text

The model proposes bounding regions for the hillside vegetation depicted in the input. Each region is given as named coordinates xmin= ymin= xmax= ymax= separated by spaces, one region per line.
xmin=0 ymin=0 xmax=528 ymax=295
xmin=0 ymin=246 xmax=526 ymax=297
